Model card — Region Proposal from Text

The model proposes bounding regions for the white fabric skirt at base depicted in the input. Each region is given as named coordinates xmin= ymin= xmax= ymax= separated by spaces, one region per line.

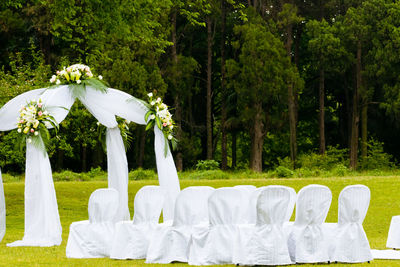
xmin=387 ymin=216 xmax=400 ymax=249
xmin=233 ymin=224 xmax=293 ymax=266
xmin=110 ymin=221 xmax=171 ymax=260
xmin=66 ymin=220 xmax=115 ymax=258
xmin=146 ymin=224 xmax=208 ymax=264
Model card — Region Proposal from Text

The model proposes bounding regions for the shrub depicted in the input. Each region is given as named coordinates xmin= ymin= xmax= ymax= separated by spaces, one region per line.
xmin=129 ymin=168 xmax=157 ymax=180
xmin=195 ymin=160 xmax=220 ymax=170
xmin=332 ymin=163 xmax=349 ymax=177
xmin=275 ymin=166 xmax=294 ymax=178
xmin=359 ymin=138 xmax=394 ymax=170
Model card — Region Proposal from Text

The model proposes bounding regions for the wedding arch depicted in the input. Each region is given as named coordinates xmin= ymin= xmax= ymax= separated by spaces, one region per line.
xmin=0 ymin=84 xmax=180 ymax=247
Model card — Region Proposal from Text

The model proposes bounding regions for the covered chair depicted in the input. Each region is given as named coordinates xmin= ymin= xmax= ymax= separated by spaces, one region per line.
xmin=287 ymin=184 xmax=332 ymax=263
xmin=331 ymin=185 xmax=372 ymax=263
xmin=188 ymin=187 xmax=247 ymax=265
xmin=234 ymin=186 xmax=293 ymax=266
xmin=110 ymin=186 xmax=166 ymax=260
xmin=234 ymin=185 xmax=257 ymax=224
xmin=146 ymin=186 xmax=215 ymax=263
xmin=66 ymin=188 xmax=119 ymax=258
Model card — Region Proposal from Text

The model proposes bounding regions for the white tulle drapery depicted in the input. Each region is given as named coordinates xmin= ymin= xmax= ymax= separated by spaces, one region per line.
xmin=106 ymin=127 xmax=130 ymax=221
xmin=0 ymin=169 xmax=5 ymax=242
xmin=7 ymin=137 xmax=62 ymax=247
xmin=0 ymin=85 xmax=181 ymax=245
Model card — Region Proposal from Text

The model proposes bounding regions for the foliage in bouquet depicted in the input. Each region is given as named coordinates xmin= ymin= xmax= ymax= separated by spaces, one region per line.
xmin=144 ymin=92 xmax=177 ymax=156
xmin=97 ymin=117 xmax=133 ymax=152
xmin=49 ymin=64 xmax=107 ymax=97
xmin=17 ymin=99 xmax=58 ymax=151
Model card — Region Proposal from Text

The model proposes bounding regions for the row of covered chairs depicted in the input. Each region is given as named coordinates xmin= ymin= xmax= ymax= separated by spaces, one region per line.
xmin=66 ymin=184 xmax=372 ymax=265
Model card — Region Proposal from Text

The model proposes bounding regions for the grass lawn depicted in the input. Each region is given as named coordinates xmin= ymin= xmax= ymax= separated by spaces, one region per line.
xmin=1 ymin=176 xmax=400 ymax=266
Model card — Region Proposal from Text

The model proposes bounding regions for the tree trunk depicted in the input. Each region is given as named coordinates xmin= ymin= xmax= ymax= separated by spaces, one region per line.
xmin=206 ymin=16 xmax=213 ymax=160
xmin=171 ymin=10 xmax=183 ymax=171
xmin=56 ymin=149 xmax=64 ymax=172
xmin=319 ymin=68 xmax=326 ymax=154
xmin=250 ymin=102 xmax=264 ymax=172
xmin=232 ymin=132 xmax=237 ymax=169
xmin=81 ymin=145 xmax=87 ymax=172
xmin=350 ymin=41 xmax=362 ymax=170
xmin=361 ymin=101 xmax=368 ymax=158
xmin=220 ymin=0 xmax=228 ymax=170
xmin=285 ymin=24 xmax=297 ymax=168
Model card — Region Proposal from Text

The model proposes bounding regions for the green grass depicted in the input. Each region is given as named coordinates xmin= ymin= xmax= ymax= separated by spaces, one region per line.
xmin=1 ymin=177 xmax=400 ymax=266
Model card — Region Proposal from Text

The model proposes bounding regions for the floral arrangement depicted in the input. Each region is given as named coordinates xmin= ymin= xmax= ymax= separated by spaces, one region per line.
xmin=49 ymin=64 xmax=107 ymax=96
xmin=144 ymin=92 xmax=177 ymax=156
xmin=17 ymin=99 xmax=58 ymax=149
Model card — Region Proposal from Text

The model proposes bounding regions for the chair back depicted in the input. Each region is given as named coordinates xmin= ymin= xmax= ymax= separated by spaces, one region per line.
xmin=173 ymin=186 xmax=215 ymax=227
xmin=132 ymin=186 xmax=165 ymax=224
xmin=295 ymin=184 xmax=332 ymax=226
xmin=208 ymin=187 xmax=247 ymax=225
xmin=338 ymin=185 xmax=370 ymax=225
xmin=256 ymin=186 xmax=292 ymax=226
xmin=88 ymin=188 xmax=119 ymax=223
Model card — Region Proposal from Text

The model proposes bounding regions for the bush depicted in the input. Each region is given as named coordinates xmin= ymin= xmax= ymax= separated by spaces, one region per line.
xmin=359 ymin=138 xmax=394 ymax=170
xmin=275 ymin=166 xmax=294 ymax=178
xmin=297 ymin=146 xmax=349 ymax=171
xmin=129 ymin=168 xmax=157 ymax=180
xmin=195 ymin=160 xmax=220 ymax=170
xmin=332 ymin=163 xmax=349 ymax=177
xmin=53 ymin=170 xmax=88 ymax=181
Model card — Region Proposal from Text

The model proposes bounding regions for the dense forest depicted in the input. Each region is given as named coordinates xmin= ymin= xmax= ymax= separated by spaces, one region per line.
xmin=1 ymin=0 xmax=400 ymax=173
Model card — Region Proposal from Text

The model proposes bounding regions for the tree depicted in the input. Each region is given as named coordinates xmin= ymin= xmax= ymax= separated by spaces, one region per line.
xmin=226 ymin=10 xmax=296 ymax=172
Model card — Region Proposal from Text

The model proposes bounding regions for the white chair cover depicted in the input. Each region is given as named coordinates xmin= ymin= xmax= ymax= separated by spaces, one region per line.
xmin=146 ymin=186 xmax=215 ymax=263
xmin=66 ymin=188 xmax=119 ymax=258
xmin=234 ymin=185 xmax=257 ymax=224
xmin=387 ymin=216 xmax=400 ymax=249
xmin=110 ymin=186 xmax=166 ymax=259
xmin=234 ymin=186 xmax=293 ymax=265
xmin=188 ymin=187 xmax=246 ymax=265
xmin=331 ymin=185 xmax=372 ymax=263
xmin=288 ymin=184 xmax=332 ymax=263
xmin=0 ymin=169 xmax=5 ymax=242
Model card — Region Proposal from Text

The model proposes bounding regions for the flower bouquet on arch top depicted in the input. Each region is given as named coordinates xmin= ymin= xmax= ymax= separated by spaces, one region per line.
xmin=49 ymin=64 xmax=107 ymax=98
xmin=17 ymin=98 xmax=59 ymax=152
xmin=144 ymin=92 xmax=177 ymax=156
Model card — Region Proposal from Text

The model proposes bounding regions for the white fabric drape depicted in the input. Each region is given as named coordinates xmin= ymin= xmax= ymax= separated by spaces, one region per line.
xmin=8 ymin=137 xmax=62 ymax=247
xmin=0 ymin=169 xmax=5 ymax=242
xmin=106 ymin=127 xmax=130 ymax=221
xmin=66 ymin=188 xmax=119 ymax=258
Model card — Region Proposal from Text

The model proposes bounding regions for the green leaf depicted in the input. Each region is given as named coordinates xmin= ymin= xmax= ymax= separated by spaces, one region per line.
xmin=155 ymin=116 xmax=162 ymax=130
xmin=145 ymin=121 xmax=154 ymax=131
xmin=144 ymin=110 xmax=153 ymax=122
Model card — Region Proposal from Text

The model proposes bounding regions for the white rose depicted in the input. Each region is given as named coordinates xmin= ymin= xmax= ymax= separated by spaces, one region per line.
xmin=148 ymin=92 xmax=153 ymax=97
xmin=150 ymin=114 xmax=156 ymax=120
xmin=50 ymin=75 xmax=57 ymax=83
xmin=17 ymin=128 xmax=22 ymax=133
xmin=168 ymin=134 xmax=173 ymax=140
xmin=34 ymin=131 xmax=39 ymax=136
xmin=169 ymin=125 xmax=173 ymax=130
xmin=76 ymin=79 xmax=81 ymax=84
xmin=56 ymin=79 xmax=61 ymax=85
xmin=150 ymin=101 xmax=155 ymax=106
xmin=156 ymin=97 xmax=161 ymax=103
xmin=98 ymin=75 xmax=103 ymax=80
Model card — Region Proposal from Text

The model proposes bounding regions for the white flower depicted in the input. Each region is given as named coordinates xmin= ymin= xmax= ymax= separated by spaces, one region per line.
xmin=150 ymin=101 xmax=155 ymax=106
xmin=44 ymin=121 xmax=51 ymax=128
xmin=150 ymin=114 xmax=156 ymax=120
xmin=168 ymin=134 xmax=173 ymax=140
xmin=156 ymin=97 xmax=161 ymax=103
xmin=27 ymin=138 xmax=32 ymax=143
xmin=148 ymin=92 xmax=153 ymax=97
xmin=56 ymin=79 xmax=61 ymax=85
xmin=17 ymin=128 xmax=22 ymax=133
xmin=76 ymin=79 xmax=81 ymax=84
xmin=43 ymin=111 xmax=49 ymax=115
xmin=34 ymin=131 xmax=39 ymax=136
xmin=50 ymin=75 xmax=57 ymax=83
xmin=169 ymin=125 xmax=173 ymax=130
xmin=98 ymin=75 xmax=103 ymax=80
